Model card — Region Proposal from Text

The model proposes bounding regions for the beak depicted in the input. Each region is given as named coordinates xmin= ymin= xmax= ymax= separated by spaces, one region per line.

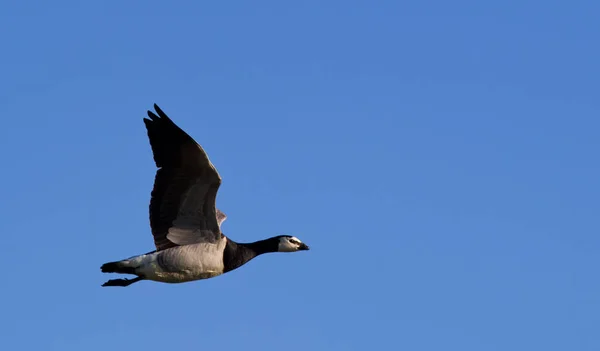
xmin=298 ymin=243 xmax=310 ymax=251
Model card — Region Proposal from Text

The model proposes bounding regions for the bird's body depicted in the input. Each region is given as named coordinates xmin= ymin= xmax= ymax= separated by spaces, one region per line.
xmin=117 ymin=241 xmax=227 ymax=284
xmin=100 ymin=104 xmax=309 ymax=287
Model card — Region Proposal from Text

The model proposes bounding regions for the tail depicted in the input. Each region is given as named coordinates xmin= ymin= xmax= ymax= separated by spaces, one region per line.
xmin=100 ymin=259 xmax=145 ymax=287
xmin=101 ymin=260 xmax=137 ymax=275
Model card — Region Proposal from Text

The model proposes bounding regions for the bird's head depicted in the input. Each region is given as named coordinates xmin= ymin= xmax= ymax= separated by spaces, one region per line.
xmin=276 ymin=235 xmax=310 ymax=252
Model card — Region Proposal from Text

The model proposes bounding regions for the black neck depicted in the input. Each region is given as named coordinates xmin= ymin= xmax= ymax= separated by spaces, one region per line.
xmin=242 ymin=238 xmax=280 ymax=255
xmin=223 ymin=237 xmax=279 ymax=273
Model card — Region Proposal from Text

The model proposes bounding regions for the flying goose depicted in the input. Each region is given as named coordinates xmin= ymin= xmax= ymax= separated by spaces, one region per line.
xmin=100 ymin=104 xmax=309 ymax=287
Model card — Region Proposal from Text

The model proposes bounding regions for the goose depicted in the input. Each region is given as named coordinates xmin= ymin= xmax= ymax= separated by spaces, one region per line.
xmin=100 ymin=104 xmax=309 ymax=287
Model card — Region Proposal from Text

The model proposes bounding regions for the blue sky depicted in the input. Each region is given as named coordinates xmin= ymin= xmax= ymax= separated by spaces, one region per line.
xmin=1 ymin=1 xmax=599 ymax=350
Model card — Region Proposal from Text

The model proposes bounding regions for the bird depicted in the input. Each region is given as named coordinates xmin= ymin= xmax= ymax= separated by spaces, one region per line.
xmin=100 ymin=104 xmax=309 ymax=287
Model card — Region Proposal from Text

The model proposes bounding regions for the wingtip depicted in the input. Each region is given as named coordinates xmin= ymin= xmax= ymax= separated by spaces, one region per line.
xmin=146 ymin=110 xmax=158 ymax=120
xmin=144 ymin=103 xmax=176 ymax=125
xmin=153 ymin=103 xmax=168 ymax=119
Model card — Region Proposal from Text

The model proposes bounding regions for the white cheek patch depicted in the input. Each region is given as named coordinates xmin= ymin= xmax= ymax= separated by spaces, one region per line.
xmin=277 ymin=236 xmax=306 ymax=252
xmin=278 ymin=238 xmax=298 ymax=252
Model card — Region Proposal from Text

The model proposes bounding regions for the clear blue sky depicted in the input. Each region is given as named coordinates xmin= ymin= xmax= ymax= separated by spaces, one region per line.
xmin=1 ymin=1 xmax=599 ymax=350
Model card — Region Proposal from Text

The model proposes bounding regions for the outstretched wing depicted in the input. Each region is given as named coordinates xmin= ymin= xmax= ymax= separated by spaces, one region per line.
xmin=143 ymin=104 xmax=223 ymax=251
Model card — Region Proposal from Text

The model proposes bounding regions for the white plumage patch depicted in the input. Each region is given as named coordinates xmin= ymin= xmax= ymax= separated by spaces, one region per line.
xmin=278 ymin=236 xmax=304 ymax=252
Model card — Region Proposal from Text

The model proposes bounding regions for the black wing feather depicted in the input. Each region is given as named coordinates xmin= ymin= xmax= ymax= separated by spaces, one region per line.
xmin=143 ymin=104 xmax=223 ymax=251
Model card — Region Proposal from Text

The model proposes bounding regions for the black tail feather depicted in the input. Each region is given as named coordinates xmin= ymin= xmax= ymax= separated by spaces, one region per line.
xmin=101 ymin=261 xmax=136 ymax=275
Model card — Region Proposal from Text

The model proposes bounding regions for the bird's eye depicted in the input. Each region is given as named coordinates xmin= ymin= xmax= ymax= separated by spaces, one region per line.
xmin=289 ymin=238 xmax=299 ymax=245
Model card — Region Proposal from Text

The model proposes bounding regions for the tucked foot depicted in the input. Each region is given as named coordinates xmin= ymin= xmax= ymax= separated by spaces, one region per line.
xmin=101 ymin=277 xmax=143 ymax=287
